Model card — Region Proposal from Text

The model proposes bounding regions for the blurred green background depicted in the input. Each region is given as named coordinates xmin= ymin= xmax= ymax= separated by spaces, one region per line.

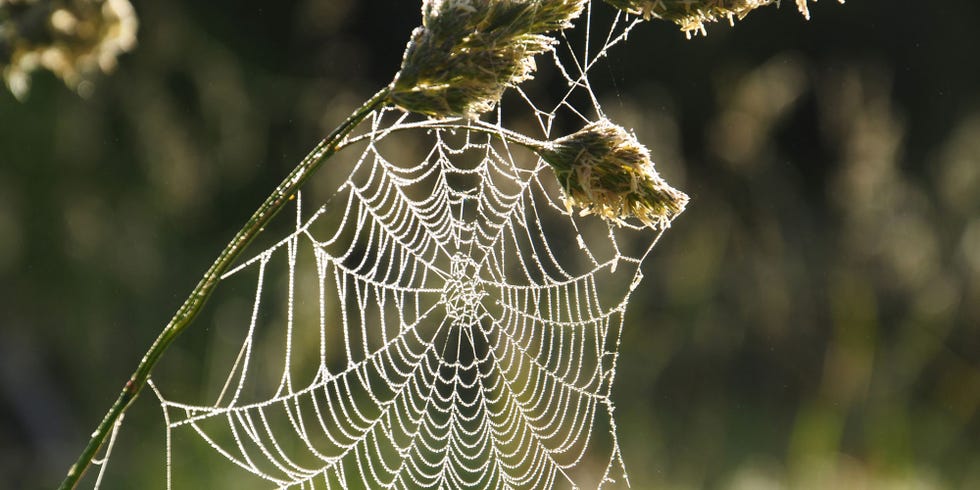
xmin=2 ymin=0 xmax=978 ymax=488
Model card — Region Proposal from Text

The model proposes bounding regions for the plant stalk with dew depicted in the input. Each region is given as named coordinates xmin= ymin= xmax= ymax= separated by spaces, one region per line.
xmin=57 ymin=87 xmax=390 ymax=490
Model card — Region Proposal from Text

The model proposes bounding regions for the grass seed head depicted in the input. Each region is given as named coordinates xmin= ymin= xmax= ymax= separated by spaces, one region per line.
xmin=538 ymin=118 xmax=688 ymax=227
xmin=602 ymin=0 xmax=840 ymax=37
xmin=391 ymin=0 xmax=585 ymax=117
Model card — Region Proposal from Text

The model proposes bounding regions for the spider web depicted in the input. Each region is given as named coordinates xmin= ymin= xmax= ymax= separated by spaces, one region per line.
xmin=99 ymin=5 xmax=678 ymax=489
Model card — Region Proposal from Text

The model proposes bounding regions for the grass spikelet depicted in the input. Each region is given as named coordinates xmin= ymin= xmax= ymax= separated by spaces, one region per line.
xmin=390 ymin=0 xmax=586 ymax=117
xmin=537 ymin=118 xmax=688 ymax=227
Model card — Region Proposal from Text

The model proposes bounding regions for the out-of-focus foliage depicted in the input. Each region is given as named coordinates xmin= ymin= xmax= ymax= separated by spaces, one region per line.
xmin=1 ymin=0 xmax=977 ymax=488
xmin=0 ymin=0 xmax=137 ymax=99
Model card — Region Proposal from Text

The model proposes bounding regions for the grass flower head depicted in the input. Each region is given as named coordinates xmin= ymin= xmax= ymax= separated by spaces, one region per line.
xmin=391 ymin=0 xmax=585 ymax=117
xmin=603 ymin=0 xmax=774 ymax=36
xmin=602 ymin=0 xmax=841 ymax=36
xmin=538 ymin=118 xmax=688 ymax=227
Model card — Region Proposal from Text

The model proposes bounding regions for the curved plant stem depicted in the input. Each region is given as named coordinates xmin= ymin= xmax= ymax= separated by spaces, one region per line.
xmin=58 ymin=86 xmax=391 ymax=490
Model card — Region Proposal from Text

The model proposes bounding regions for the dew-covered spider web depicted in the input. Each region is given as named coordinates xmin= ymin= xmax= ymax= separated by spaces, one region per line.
xmin=95 ymin=4 xmax=681 ymax=489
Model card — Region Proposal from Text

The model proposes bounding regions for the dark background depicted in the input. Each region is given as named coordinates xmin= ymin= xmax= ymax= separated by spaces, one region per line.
xmin=2 ymin=0 xmax=978 ymax=488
